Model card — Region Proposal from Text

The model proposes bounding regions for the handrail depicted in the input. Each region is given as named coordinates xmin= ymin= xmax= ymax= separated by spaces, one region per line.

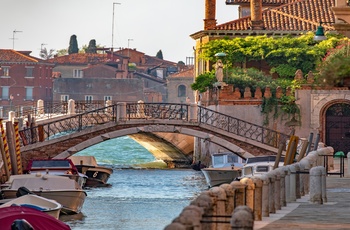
xmin=18 ymin=103 xmax=290 ymax=149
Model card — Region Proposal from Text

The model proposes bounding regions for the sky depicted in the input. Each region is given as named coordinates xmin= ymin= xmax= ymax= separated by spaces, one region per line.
xmin=0 ymin=0 xmax=238 ymax=63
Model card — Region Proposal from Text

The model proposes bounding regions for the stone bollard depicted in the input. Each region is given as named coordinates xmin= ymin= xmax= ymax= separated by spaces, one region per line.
xmin=267 ymin=172 xmax=276 ymax=214
xmin=251 ymin=176 xmax=263 ymax=221
xmin=285 ymin=167 xmax=291 ymax=203
xmin=190 ymin=193 xmax=214 ymax=230
xmin=116 ymin=102 xmax=126 ymax=122
xmin=164 ymin=222 xmax=186 ymax=230
xmin=321 ymin=167 xmax=327 ymax=203
xmin=309 ymin=166 xmax=323 ymax=204
xmin=273 ymin=170 xmax=281 ymax=211
xmin=209 ymin=186 xmax=229 ymax=230
xmin=294 ymin=163 xmax=301 ymax=199
xmin=278 ymin=167 xmax=287 ymax=207
xmin=299 ymin=158 xmax=312 ymax=195
xmin=171 ymin=205 xmax=203 ymax=230
xmin=289 ymin=164 xmax=297 ymax=202
xmin=230 ymin=206 xmax=254 ymax=230
xmin=260 ymin=175 xmax=269 ymax=217
xmin=220 ymin=184 xmax=236 ymax=215
xmin=230 ymin=181 xmax=246 ymax=207
xmin=240 ymin=178 xmax=255 ymax=212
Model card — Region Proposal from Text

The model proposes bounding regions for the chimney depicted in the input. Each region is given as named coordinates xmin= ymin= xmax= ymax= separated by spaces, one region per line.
xmin=204 ymin=0 xmax=217 ymax=30
xmin=250 ymin=0 xmax=264 ymax=30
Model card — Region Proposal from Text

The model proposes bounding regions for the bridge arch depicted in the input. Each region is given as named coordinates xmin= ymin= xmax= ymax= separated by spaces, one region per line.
xmin=54 ymin=125 xmax=254 ymax=160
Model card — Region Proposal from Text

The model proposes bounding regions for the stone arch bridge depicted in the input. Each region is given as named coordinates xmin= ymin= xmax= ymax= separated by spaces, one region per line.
xmin=19 ymin=102 xmax=290 ymax=168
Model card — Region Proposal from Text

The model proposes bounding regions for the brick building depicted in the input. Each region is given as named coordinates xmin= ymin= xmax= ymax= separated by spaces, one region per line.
xmin=0 ymin=49 xmax=54 ymax=116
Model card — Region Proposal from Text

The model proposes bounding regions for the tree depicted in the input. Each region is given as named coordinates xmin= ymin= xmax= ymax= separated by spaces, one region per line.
xmin=86 ymin=39 xmax=97 ymax=54
xmin=156 ymin=49 xmax=163 ymax=59
xmin=56 ymin=49 xmax=68 ymax=56
xmin=39 ymin=47 xmax=55 ymax=60
xmin=68 ymin=35 xmax=79 ymax=54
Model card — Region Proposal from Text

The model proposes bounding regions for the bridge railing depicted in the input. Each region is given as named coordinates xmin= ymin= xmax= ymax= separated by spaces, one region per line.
xmin=19 ymin=105 xmax=117 ymax=146
xmin=126 ymin=102 xmax=189 ymax=120
xmin=198 ymin=106 xmax=290 ymax=148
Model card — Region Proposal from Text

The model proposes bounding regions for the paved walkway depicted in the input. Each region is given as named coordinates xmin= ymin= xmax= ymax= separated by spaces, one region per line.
xmin=255 ymin=159 xmax=350 ymax=229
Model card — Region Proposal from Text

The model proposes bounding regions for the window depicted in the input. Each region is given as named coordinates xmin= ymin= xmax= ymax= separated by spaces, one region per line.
xmin=178 ymin=85 xmax=186 ymax=97
xmin=73 ymin=69 xmax=83 ymax=78
xmin=1 ymin=66 xmax=10 ymax=77
xmin=1 ymin=86 xmax=9 ymax=100
xmin=85 ymin=95 xmax=93 ymax=103
xmin=25 ymin=87 xmax=34 ymax=100
xmin=61 ymin=95 xmax=69 ymax=102
xmin=104 ymin=96 xmax=112 ymax=101
xmin=25 ymin=66 xmax=34 ymax=78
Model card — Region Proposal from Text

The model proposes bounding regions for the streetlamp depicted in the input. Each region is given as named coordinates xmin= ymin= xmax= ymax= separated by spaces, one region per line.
xmin=9 ymin=94 xmax=14 ymax=112
xmin=313 ymin=22 xmax=335 ymax=41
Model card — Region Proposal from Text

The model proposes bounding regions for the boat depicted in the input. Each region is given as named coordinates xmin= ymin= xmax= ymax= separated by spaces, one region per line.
xmin=0 ymin=194 xmax=62 ymax=219
xmin=69 ymin=156 xmax=113 ymax=187
xmin=0 ymin=206 xmax=71 ymax=230
xmin=201 ymin=152 xmax=244 ymax=187
xmin=1 ymin=173 xmax=87 ymax=215
xmin=24 ymin=158 xmax=87 ymax=188
xmin=240 ymin=155 xmax=285 ymax=178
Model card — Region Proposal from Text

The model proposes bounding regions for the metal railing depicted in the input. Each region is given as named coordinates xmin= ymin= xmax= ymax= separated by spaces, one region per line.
xmin=19 ymin=105 xmax=117 ymax=145
xmin=198 ymin=106 xmax=290 ymax=148
xmin=18 ymin=103 xmax=290 ymax=149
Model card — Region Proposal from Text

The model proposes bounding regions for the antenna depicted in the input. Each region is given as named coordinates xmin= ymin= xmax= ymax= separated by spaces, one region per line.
xmin=11 ymin=30 xmax=23 ymax=49
xmin=128 ymin=39 xmax=133 ymax=57
xmin=112 ymin=2 xmax=121 ymax=52
xmin=41 ymin=43 xmax=47 ymax=50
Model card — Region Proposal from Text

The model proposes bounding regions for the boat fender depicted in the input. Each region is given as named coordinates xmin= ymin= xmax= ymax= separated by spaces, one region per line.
xmin=16 ymin=187 xmax=34 ymax=197
xmin=11 ymin=219 xmax=34 ymax=230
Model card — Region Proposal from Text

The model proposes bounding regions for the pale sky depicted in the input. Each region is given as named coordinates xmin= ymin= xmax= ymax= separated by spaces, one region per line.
xmin=0 ymin=0 xmax=238 ymax=63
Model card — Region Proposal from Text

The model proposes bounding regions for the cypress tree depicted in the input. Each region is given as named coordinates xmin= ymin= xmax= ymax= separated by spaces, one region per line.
xmin=86 ymin=39 xmax=97 ymax=54
xmin=156 ymin=49 xmax=163 ymax=59
xmin=68 ymin=34 xmax=79 ymax=54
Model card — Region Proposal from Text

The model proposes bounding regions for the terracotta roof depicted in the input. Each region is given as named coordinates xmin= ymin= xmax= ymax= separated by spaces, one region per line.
xmin=225 ymin=0 xmax=297 ymax=5
xmin=0 ymin=49 xmax=39 ymax=63
xmin=209 ymin=0 xmax=335 ymax=32
xmin=48 ymin=53 xmax=116 ymax=65
xmin=168 ymin=68 xmax=194 ymax=78
xmin=215 ymin=0 xmax=335 ymax=32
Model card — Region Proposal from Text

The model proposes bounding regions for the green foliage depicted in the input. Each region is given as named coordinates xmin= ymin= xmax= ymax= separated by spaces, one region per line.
xmin=317 ymin=39 xmax=350 ymax=86
xmin=156 ymin=50 xmax=163 ymax=59
xmin=191 ymin=71 xmax=216 ymax=93
xmin=39 ymin=47 xmax=55 ymax=60
xmin=68 ymin=35 xmax=79 ymax=54
xmin=200 ymin=33 xmax=343 ymax=77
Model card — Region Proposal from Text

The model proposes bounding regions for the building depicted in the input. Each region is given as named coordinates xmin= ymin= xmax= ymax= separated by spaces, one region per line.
xmin=167 ymin=68 xmax=195 ymax=104
xmin=190 ymin=0 xmax=350 ymax=155
xmin=0 ymin=49 xmax=54 ymax=116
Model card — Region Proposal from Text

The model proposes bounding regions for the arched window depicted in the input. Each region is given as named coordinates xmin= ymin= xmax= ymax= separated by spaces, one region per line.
xmin=178 ymin=85 xmax=186 ymax=97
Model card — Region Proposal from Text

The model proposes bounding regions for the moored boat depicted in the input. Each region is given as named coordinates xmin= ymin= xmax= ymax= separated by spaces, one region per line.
xmin=25 ymin=158 xmax=87 ymax=188
xmin=0 ymin=206 xmax=71 ymax=230
xmin=240 ymin=155 xmax=285 ymax=178
xmin=69 ymin=156 xmax=113 ymax=187
xmin=201 ymin=152 xmax=244 ymax=187
xmin=0 ymin=194 xmax=62 ymax=219
xmin=1 ymin=174 xmax=87 ymax=215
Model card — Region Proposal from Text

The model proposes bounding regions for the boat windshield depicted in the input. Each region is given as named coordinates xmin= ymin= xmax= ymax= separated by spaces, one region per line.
xmin=246 ymin=156 xmax=284 ymax=164
xmin=31 ymin=160 xmax=71 ymax=169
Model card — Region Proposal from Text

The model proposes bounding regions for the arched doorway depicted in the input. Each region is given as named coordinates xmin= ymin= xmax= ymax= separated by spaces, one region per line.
xmin=326 ymin=103 xmax=350 ymax=154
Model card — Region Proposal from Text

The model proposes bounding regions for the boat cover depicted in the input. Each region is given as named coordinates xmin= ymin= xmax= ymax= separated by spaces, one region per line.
xmin=0 ymin=206 xmax=71 ymax=230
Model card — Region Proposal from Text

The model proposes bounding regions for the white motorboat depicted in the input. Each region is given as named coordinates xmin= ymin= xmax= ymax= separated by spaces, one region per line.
xmin=0 ymin=194 xmax=62 ymax=219
xmin=25 ymin=159 xmax=87 ymax=188
xmin=1 ymin=174 xmax=87 ymax=215
xmin=201 ymin=152 xmax=244 ymax=187
xmin=69 ymin=156 xmax=113 ymax=187
xmin=241 ymin=155 xmax=285 ymax=178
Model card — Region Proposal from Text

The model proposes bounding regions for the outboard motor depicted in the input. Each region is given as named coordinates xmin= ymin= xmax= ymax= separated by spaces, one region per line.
xmin=16 ymin=187 xmax=34 ymax=197
xmin=11 ymin=219 xmax=34 ymax=230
